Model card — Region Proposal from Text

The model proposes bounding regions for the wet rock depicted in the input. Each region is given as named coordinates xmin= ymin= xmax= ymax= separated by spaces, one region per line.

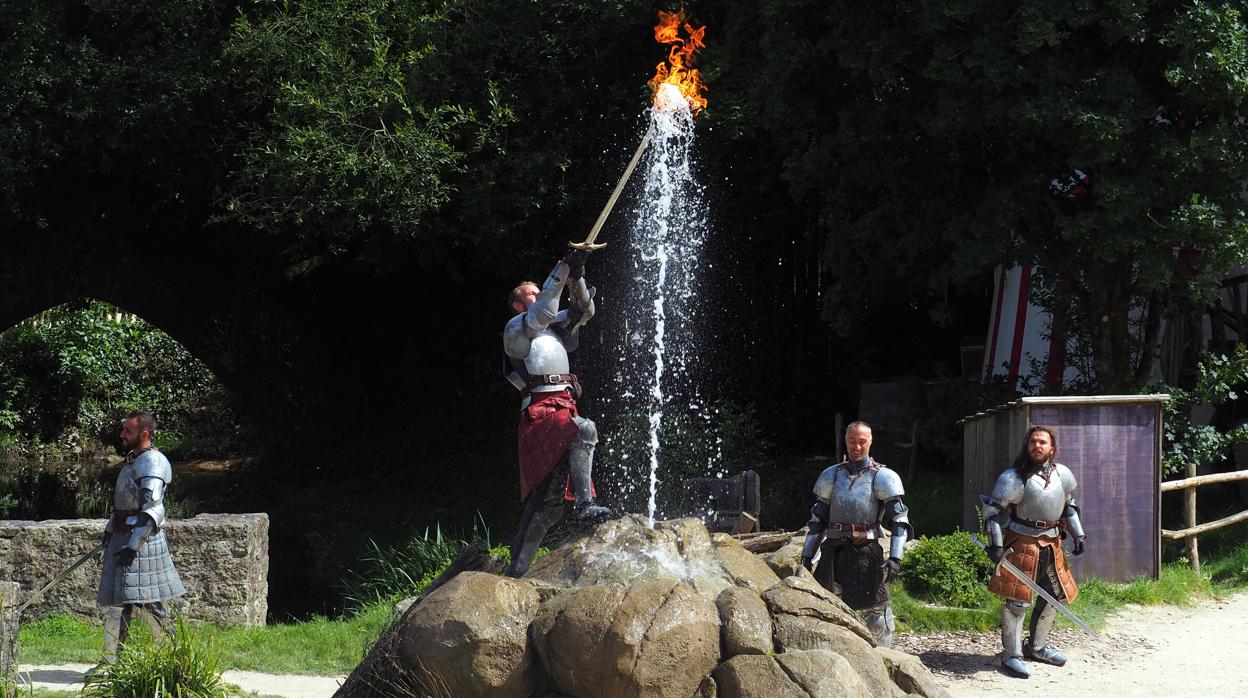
xmin=396 ymin=572 xmax=541 ymax=698
xmin=527 ymin=516 xmax=732 ymax=600
xmin=715 ymin=587 xmax=772 ymax=656
xmin=762 ymin=541 xmax=807 ymax=579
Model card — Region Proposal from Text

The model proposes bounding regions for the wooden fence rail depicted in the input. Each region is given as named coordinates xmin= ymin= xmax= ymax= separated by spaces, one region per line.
xmin=1159 ymin=464 xmax=1248 ymax=574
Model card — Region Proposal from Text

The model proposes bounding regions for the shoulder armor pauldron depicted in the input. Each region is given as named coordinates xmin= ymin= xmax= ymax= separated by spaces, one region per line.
xmin=131 ymin=450 xmax=173 ymax=483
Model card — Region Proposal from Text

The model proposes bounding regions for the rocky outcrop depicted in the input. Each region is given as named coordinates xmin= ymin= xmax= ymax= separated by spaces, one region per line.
xmin=0 ymin=514 xmax=268 ymax=626
xmin=336 ymin=517 xmax=949 ymax=698
xmin=1 ymin=581 xmax=18 ymax=683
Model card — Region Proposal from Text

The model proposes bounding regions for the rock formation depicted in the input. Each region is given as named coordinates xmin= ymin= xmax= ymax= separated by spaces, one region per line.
xmin=336 ymin=516 xmax=951 ymax=698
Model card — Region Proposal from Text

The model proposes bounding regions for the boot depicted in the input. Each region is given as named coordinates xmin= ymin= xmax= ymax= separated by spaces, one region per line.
xmin=1000 ymin=602 xmax=1030 ymax=678
xmin=85 ymin=606 xmax=125 ymax=680
xmin=568 ymin=442 xmax=617 ymax=523
xmin=1024 ymin=643 xmax=1067 ymax=667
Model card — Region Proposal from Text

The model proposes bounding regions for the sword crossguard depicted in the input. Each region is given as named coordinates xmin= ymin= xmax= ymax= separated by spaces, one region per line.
xmin=568 ymin=241 xmax=607 ymax=251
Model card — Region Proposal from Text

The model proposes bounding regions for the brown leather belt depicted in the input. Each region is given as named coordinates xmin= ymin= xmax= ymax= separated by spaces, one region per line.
xmin=526 ymin=373 xmax=581 ymax=398
xmin=1014 ymin=515 xmax=1060 ymax=530
xmin=828 ymin=522 xmax=874 ymax=533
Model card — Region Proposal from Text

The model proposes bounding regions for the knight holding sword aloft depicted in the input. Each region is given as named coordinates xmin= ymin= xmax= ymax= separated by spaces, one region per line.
xmin=501 ymin=246 xmax=618 ymax=578
xmin=982 ymin=425 xmax=1087 ymax=678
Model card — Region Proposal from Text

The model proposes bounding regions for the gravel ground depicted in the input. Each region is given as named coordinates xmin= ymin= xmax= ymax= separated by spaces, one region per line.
xmin=895 ymin=591 xmax=1248 ymax=697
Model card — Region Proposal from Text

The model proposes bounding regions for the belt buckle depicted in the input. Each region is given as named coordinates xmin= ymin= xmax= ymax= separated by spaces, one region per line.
xmin=547 ymin=374 xmax=562 ymax=384
xmin=831 ymin=523 xmax=844 ymax=531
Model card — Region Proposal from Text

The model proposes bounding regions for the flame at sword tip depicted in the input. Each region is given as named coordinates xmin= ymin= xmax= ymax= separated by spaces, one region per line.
xmin=648 ymin=9 xmax=707 ymax=114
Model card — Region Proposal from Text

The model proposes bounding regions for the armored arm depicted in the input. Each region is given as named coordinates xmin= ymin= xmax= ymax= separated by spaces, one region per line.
xmin=873 ymin=468 xmax=912 ymax=561
xmin=524 ymin=261 xmax=572 ymax=336
xmin=567 ymin=278 xmax=596 ymax=326
xmin=801 ymin=498 xmax=831 ymax=567
xmin=883 ymin=498 xmax=912 ymax=560
xmin=983 ymin=469 xmax=1025 ymax=548
xmin=124 ymin=452 xmax=173 ymax=552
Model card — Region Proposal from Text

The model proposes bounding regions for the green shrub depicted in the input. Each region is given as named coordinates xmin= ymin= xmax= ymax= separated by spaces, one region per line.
xmin=82 ymin=619 xmax=238 ymax=698
xmin=901 ymin=531 xmax=995 ymax=607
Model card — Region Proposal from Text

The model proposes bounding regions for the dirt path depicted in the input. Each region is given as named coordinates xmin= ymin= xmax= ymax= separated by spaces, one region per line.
xmin=894 ymin=590 xmax=1248 ymax=697
xmin=17 ymin=662 xmax=344 ymax=698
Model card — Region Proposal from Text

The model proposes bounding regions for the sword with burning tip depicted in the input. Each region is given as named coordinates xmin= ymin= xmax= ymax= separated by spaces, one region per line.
xmin=15 ymin=541 xmax=106 ymax=616
xmin=973 ymin=534 xmax=1096 ymax=636
xmin=569 ymin=123 xmax=655 ymax=252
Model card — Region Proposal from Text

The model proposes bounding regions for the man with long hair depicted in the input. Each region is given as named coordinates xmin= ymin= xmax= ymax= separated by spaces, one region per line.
xmin=982 ymin=425 xmax=1086 ymax=678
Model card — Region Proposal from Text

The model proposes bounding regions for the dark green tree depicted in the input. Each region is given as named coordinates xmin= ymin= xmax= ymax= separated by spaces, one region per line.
xmin=715 ymin=0 xmax=1248 ymax=391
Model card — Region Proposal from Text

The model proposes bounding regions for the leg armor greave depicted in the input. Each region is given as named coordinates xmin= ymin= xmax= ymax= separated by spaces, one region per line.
xmin=101 ymin=605 xmax=125 ymax=663
xmin=1001 ymin=600 xmax=1029 ymax=660
xmin=862 ymin=605 xmax=895 ymax=648
xmin=1029 ymin=597 xmax=1057 ymax=650
xmin=505 ymin=497 xmax=565 ymax=578
xmin=567 ymin=417 xmax=598 ymax=505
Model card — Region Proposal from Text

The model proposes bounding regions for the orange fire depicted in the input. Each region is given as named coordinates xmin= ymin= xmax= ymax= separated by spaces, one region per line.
xmin=648 ymin=9 xmax=707 ymax=114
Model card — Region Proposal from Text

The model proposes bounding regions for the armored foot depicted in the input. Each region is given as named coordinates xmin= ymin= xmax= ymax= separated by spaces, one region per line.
xmin=1001 ymin=656 xmax=1030 ymax=679
xmin=1024 ymin=643 xmax=1067 ymax=666
xmin=571 ymin=501 xmax=618 ymax=524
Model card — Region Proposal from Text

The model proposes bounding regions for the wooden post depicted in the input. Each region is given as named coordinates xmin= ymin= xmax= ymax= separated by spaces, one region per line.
xmin=1185 ymin=462 xmax=1200 ymax=574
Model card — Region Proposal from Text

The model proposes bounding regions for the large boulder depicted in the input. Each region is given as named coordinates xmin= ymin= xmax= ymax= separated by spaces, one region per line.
xmin=532 ymin=577 xmax=720 ymax=698
xmin=396 ymin=572 xmax=542 ymax=698
xmin=715 ymin=587 xmax=772 ymax=656
xmin=335 ymin=518 xmax=950 ymax=698
xmin=710 ymin=533 xmax=781 ymax=593
xmin=877 ymin=647 xmax=955 ymax=698
xmin=713 ymin=650 xmax=871 ymax=698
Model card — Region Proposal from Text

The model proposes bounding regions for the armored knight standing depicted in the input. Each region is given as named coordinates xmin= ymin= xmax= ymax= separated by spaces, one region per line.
xmin=801 ymin=421 xmax=913 ymax=647
xmin=981 ymin=425 xmax=1086 ymax=679
xmin=94 ymin=410 xmax=185 ymax=668
xmin=502 ymin=249 xmax=615 ymax=578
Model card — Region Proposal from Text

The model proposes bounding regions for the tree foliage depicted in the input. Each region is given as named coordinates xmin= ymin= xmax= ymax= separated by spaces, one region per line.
xmin=715 ymin=0 xmax=1248 ymax=391
xmin=0 ymin=301 xmax=233 ymax=452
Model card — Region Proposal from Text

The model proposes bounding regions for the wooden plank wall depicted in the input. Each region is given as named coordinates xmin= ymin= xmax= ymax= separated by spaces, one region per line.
xmin=962 ymin=407 xmax=1026 ymax=532
xmin=1029 ymin=403 xmax=1160 ymax=581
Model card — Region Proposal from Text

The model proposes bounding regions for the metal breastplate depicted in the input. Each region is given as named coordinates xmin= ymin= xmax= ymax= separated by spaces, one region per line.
xmin=825 ymin=466 xmax=884 ymax=526
xmin=524 ymin=330 xmax=570 ymax=380
xmin=113 ymin=462 xmax=141 ymax=510
xmin=1012 ymin=469 xmax=1068 ymax=523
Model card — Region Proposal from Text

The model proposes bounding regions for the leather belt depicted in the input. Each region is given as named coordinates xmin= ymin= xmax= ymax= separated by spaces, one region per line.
xmin=828 ymin=522 xmax=873 ymax=533
xmin=528 ymin=372 xmax=577 ymax=387
xmin=526 ymin=372 xmax=581 ymax=398
xmin=1014 ymin=515 xmax=1061 ymax=530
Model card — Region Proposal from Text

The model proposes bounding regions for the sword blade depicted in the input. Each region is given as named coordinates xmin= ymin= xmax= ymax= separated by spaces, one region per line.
xmin=15 ymin=540 xmax=106 ymax=616
xmin=974 ymin=534 xmax=1096 ymax=636
xmin=571 ymin=123 xmax=654 ymax=250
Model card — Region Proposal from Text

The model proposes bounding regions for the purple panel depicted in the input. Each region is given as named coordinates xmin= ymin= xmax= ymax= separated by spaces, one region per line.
xmin=1029 ymin=404 xmax=1159 ymax=582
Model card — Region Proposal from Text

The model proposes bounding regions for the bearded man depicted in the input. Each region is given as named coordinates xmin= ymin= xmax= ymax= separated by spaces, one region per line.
xmin=982 ymin=425 xmax=1086 ymax=678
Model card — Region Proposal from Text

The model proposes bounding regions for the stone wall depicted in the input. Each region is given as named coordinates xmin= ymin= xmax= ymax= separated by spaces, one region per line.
xmin=1 ymin=581 xmax=17 ymax=682
xmin=0 ymin=514 xmax=267 ymax=627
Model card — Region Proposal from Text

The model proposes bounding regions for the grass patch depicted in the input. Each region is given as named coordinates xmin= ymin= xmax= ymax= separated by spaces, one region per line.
xmin=19 ymin=602 xmax=395 ymax=676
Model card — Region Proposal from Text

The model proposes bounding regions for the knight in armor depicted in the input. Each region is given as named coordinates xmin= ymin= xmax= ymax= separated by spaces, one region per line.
xmin=93 ymin=411 xmax=186 ymax=670
xmin=981 ymin=425 xmax=1086 ymax=679
xmin=502 ymin=248 xmax=616 ymax=578
xmin=800 ymin=421 xmax=913 ymax=647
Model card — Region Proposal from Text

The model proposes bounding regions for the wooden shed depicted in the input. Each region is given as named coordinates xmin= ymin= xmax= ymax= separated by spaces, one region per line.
xmin=960 ymin=395 xmax=1169 ymax=583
